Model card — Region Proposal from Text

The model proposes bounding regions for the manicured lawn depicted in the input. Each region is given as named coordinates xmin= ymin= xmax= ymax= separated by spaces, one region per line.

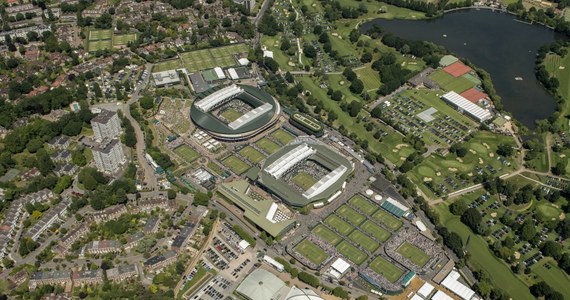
xmin=261 ymin=35 xmax=295 ymax=71
xmin=313 ymin=224 xmax=343 ymax=245
xmin=292 ymin=172 xmax=318 ymax=191
xmin=531 ymin=259 xmax=570 ymax=299
xmin=337 ymin=240 xmax=368 ymax=265
xmin=536 ymin=202 xmax=562 ymax=221
xmin=271 ymin=129 xmax=295 ymax=145
xmin=207 ymin=162 xmax=225 ymax=176
xmin=336 ymin=205 xmax=366 ymax=225
xmin=348 ymin=230 xmax=379 ymax=252
xmin=397 ymin=242 xmax=430 ymax=267
xmin=356 ymin=66 xmax=381 ymax=92
xmin=429 ymin=69 xmax=476 ymax=93
xmin=256 ymin=138 xmax=280 ymax=154
xmin=372 ymin=209 xmax=403 ymax=231
xmin=112 ymin=33 xmax=137 ymax=46
xmin=369 ymin=256 xmax=404 ymax=283
xmin=544 ymin=51 xmax=570 ymax=130
xmin=220 ymin=108 xmax=242 ymax=122
xmin=349 ymin=195 xmax=378 ymax=215
xmin=222 ymin=155 xmax=250 ymax=175
xmin=435 ymin=204 xmax=534 ymax=300
xmin=174 ymin=145 xmax=200 ymax=163
xmin=361 ymin=220 xmax=391 ymax=242
xmin=324 ymin=215 xmax=354 ymax=236
xmin=294 ymin=239 xmax=328 ymax=265
xmin=153 ymin=59 xmax=184 ymax=72
xmin=239 ymin=146 xmax=266 ymax=164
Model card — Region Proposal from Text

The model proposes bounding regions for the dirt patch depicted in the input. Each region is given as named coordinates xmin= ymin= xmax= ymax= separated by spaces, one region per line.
xmin=491 ymin=212 xmax=497 ymax=218
xmin=489 ymin=153 xmax=495 ymax=157
xmin=479 ymin=158 xmax=484 ymax=164
xmin=483 ymin=142 xmax=490 ymax=149
xmin=448 ymin=168 xmax=458 ymax=172
xmin=423 ymin=177 xmax=432 ymax=182
xmin=395 ymin=144 xmax=409 ymax=149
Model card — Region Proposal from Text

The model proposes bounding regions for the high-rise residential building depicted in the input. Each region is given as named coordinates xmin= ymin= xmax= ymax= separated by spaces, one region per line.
xmin=92 ymin=138 xmax=126 ymax=173
xmin=91 ymin=109 xmax=121 ymax=142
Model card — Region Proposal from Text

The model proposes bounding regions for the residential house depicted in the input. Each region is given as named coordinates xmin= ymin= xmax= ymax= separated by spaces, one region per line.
xmin=89 ymin=205 xmax=127 ymax=224
xmin=72 ymin=269 xmax=103 ymax=286
xmin=29 ymin=270 xmax=72 ymax=290
xmin=144 ymin=251 xmax=177 ymax=273
xmin=106 ymin=264 xmax=138 ymax=282
xmin=84 ymin=240 xmax=121 ymax=255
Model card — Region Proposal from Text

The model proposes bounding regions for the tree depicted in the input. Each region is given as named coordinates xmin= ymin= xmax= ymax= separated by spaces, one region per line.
xmin=36 ymin=149 xmax=54 ymax=175
xmin=54 ymin=175 xmax=72 ymax=194
xmin=26 ymin=138 xmax=43 ymax=153
xmin=139 ymin=96 xmax=154 ymax=110
xmin=332 ymin=287 xmax=349 ymax=299
xmin=348 ymin=101 xmax=362 ymax=117
xmin=285 ymin=72 xmax=294 ymax=83
xmin=297 ymin=272 xmax=319 ymax=287
xmin=94 ymin=13 xmax=113 ymax=29
xmin=303 ymin=44 xmax=316 ymax=58
xmin=496 ymin=143 xmax=514 ymax=157
xmin=349 ymin=29 xmax=361 ymax=43
xmin=167 ymin=189 xmax=176 ymax=200
xmin=461 ymin=208 xmax=482 ymax=233
xmin=280 ymin=38 xmax=291 ymax=51
xmin=519 ymin=219 xmax=537 ymax=241
xmin=343 ymin=68 xmax=357 ymax=81
xmin=349 ymin=79 xmax=364 ymax=94
xmin=193 ymin=192 xmax=210 ymax=206
xmin=331 ymin=90 xmax=343 ymax=101
xmin=541 ymin=240 xmax=563 ymax=260
xmin=72 ymin=149 xmax=87 ymax=167
xmin=450 ymin=199 xmax=468 ymax=215
xmin=552 ymin=161 xmax=566 ymax=176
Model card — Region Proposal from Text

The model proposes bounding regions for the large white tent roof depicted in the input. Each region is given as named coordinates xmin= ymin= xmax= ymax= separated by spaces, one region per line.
xmin=236 ymin=269 xmax=287 ymax=300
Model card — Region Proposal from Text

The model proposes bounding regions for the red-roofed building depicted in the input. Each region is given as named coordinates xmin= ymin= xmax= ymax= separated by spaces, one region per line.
xmin=460 ymin=88 xmax=489 ymax=104
xmin=443 ymin=61 xmax=472 ymax=77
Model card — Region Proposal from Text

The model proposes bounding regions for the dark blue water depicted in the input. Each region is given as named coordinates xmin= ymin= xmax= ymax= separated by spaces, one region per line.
xmin=361 ymin=9 xmax=566 ymax=128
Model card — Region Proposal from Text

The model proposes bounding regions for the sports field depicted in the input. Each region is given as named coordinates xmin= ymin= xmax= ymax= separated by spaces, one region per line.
xmin=372 ymin=209 xmax=403 ymax=231
xmin=337 ymin=240 xmax=367 ymax=265
xmin=369 ymin=256 xmax=404 ymax=283
xmin=294 ymin=239 xmax=328 ymax=265
xmin=88 ymin=40 xmax=112 ymax=52
xmin=221 ymin=108 xmax=241 ymax=122
xmin=397 ymin=242 xmax=430 ymax=267
xmin=179 ymin=44 xmax=248 ymax=72
xmin=349 ymin=195 xmax=378 ymax=215
xmin=153 ymin=59 xmax=184 ymax=72
xmin=429 ymin=69 xmax=475 ymax=93
xmin=256 ymin=138 xmax=280 ymax=154
xmin=174 ymin=145 xmax=200 ymax=163
xmin=324 ymin=215 xmax=354 ymax=236
xmin=292 ymin=172 xmax=318 ymax=191
xmin=239 ymin=146 xmax=266 ymax=164
xmin=113 ymin=33 xmax=137 ymax=46
xmin=222 ymin=155 xmax=250 ymax=175
xmin=361 ymin=220 xmax=391 ymax=242
xmin=313 ymin=224 xmax=342 ymax=245
xmin=348 ymin=230 xmax=379 ymax=252
xmin=336 ymin=205 xmax=365 ymax=226
xmin=271 ymin=129 xmax=295 ymax=145
xmin=88 ymin=29 xmax=112 ymax=41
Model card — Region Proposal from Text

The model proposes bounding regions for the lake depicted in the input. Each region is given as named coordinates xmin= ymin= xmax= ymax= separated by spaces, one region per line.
xmin=361 ymin=9 xmax=566 ymax=128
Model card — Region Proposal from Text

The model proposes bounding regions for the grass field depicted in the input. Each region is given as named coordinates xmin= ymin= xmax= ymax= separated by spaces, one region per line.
xmin=153 ymin=59 xmax=184 ymax=72
xmin=113 ymin=33 xmax=137 ymax=46
xmin=536 ymin=202 xmax=562 ymax=220
xmin=292 ymin=172 xmax=318 ymax=191
xmin=369 ymin=256 xmax=404 ymax=283
xmin=271 ymin=129 xmax=295 ymax=145
xmin=544 ymin=51 xmax=570 ymax=130
xmin=337 ymin=240 xmax=368 ymax=265
xmin=372 ymin=209 xmax=403 ymax=231
xmin=88 ymin=29 xmax=112 ymax=41
xmin=256 ymin=138 xmax=280 ymax=154
xmin=222 ymin=155 xmax=250 ymax=175
xmin=397 ymin=242 xmax=430 ymax=267
xmin=348 ymin=230 xmax=379 ymax=252
xmin=349 ymin=195 xmax=378 ymax=215
xmin=361 ymin=220 xmax=391 ymax=242
xmin=174 ymin=145 xmax=200 ymax=163
xmin=87 ymin=40 xmax=113 ymax=52
xmin=295 ymin=239 xmax=328 ymax=265
xmin=313 ymin=224 xmax=343 ymax=245
xmin=355 ymin=66 xmax=381 ymax=91
xmin=336 ymin=205 xmax=366 ymax=226
xmin=239 ymin=146 xmax=266 ymax=164
xmin=178 ymin=44 xmax=248 ymax=72
xmin=220 ymin=108 xmax=242 ymax=122
xmin=429 ymin=69 xmax=476 ymax=93
xmin=324 ymin=215 xmax=354 ymax=236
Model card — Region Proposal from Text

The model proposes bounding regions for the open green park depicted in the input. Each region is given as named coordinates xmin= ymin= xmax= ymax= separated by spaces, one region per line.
xmin=221 ymin=155 xmax=250 ymax=175
xmin=313 ymin=224 xmax=343 ymax=245
xmin=372 ymin=209 xmax=403 ymax=231
xmin=397 ymin=242 xmax=430 ymax=267
xmin=294 ymin=239 xmax=328 ymax=265
xmin=337 ymin=240 xmax=368 ymax=265
xmin=238 ymin=146 xmax=266 ymax=164
xmin=544 ymin=50 xmax=570 ymax=130
xmin=369 ymin=256 xmax=404 ymax=283
xmin=173 ymin=145 xmax=200 ymax=164
xmin=271 ymin=129 xmax=295 ymax=145
xmin=255 ymin=138 xmax=280 ymax=154
xmin=292 ymin=172 xmax=318 ymax=191
xmin=324 ymin=215 xmax=354 ymax=236
xmin=336 ymin=204 xmax=365 ymax=225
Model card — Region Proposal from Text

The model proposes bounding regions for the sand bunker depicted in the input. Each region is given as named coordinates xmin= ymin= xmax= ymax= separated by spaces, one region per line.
xmin=483 ymin=143 xmax=490 ymax=149
xmin=456 ymin=157 xmax=463 ymax=162
xmin=339 ymin=81 xmax=345 ymax=85
xmin=479 ymin=158 xmax=484 ymax=164
xmin=423 ymin=177 xmax=432 ymax=182
xmin=436 ymin=172 xmax=441 ymax=176
xmin=395 ymin=144 xmax=409 ymax=149
xmin=491 ymin=212 xmax=497 ymax=218
xmin=448 ymin=168 xmax=458 ymax=172
xmin=469 ymin=149 xmax=477 ymax=154
xmin=489 ymin=153 xmax=495 ymax=157
xmin=514 ymin=251 xmax=521 ymax=259
xmin=560 ymin=213 xmax=566 ymax=220
xmin=560 ymin=154 xmax=566 ymax=158
xmin=467 ymin=172 xmax=473 ymax=176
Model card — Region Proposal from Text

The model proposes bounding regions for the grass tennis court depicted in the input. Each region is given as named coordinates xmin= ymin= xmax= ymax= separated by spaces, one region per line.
xmin=361 ymin=220 xmax=391 ymax=242
xmin=271 ymin=129 xmax=295 ymax=145
xmin=369 ymin=256 xmax=404 ymax=283
xmin=88 ymin=29 xmax=112 ymax=41
xmin=348 ymin=230 xmax=379 ymax=252
xmin=178 ymin=44 xmax=249 ymax=72
xmin=174 ymin=145 xmax=200 ymax=163
xmin=336 ymin=205 xmax=365 ymax=226
xmin=428 ymin=69 xmax=475 ymax=93
xmin=113 ymin=33 xmax=137 ymax=46
xmin=87 ymin=40 xmax=112 ymax=52
xmin=221 ymin=108 xmax=241 ymax=122
xmin=397 ymin=242 xmax=430 ymax=267
xmin=238 ymin=146 xmax=266 ymax=164
xmin=324 ymin=215 xmax=354 ymax=236
xmin=222 ymin=155 xmax=250 ymax=175
xmin=372 ymin=209 xmax=403 ymax=231
xmin=294 ymin=239 xmax=328 ymax=265
xmin=313 ymin=224 xmax=342 ymax=245
xmin=292 ymin=172 xmax=318 ymax=191
xmin=349 ymin=195 xmax=378 ymax=215
xmin=256 ymin=138 xmax=280 ymax=154
xmin=153 ymin=59 xmax=184 ymax=72
xmin=337 ymin=241 xmax=367 ymax=265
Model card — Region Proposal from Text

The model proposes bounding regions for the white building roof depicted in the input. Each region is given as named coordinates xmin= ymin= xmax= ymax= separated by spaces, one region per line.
xmin=441 ymin=270 xmax=476 ymax=300
xmin=238 ymin=58 xmax=250 ymax=66
xmin=194 ymin=84 xmax=243 ymax=112
xmin=331 ymin=258 xmax=350 ymax=274
xmin=228 ymin=68 xmax=240 ymax=80
xmin=441 ymin=91 xmax=492 ymax=123
xmin=302 ymin=165 xmax=347 ymax=199
xmin=228 ymin=103 xmax=273 ymax=130
xmin=385 ymin=197 xmax=410 ymax=212
xmin=263 ymin=50 xmax=274 ymax=58
xmin=418 ymin=282 xmax=435 ymax=298
xmin=431 ymin=290 xmax=454 ymax=300
xmin=263 ymin=255 xmax=284 ymax=272
xmin=411 ymin=294 xmax=424 ymax=300
xmin=152 ymin=70 xmax=180 ymax=86
xmin=238 ymin=240 xmax=250 ymax=250
xmin=236 ymin=269 xmax=287 ymax=300
xmin=214 ymin=67 xmax=226 ymax=79
xmin=284 ymin=286 xmax=324 ymax=300
xmin=264 ymin=144 xmax=316 ymax=179
xmin=415 ymin=220 xmax=427 ymax=232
